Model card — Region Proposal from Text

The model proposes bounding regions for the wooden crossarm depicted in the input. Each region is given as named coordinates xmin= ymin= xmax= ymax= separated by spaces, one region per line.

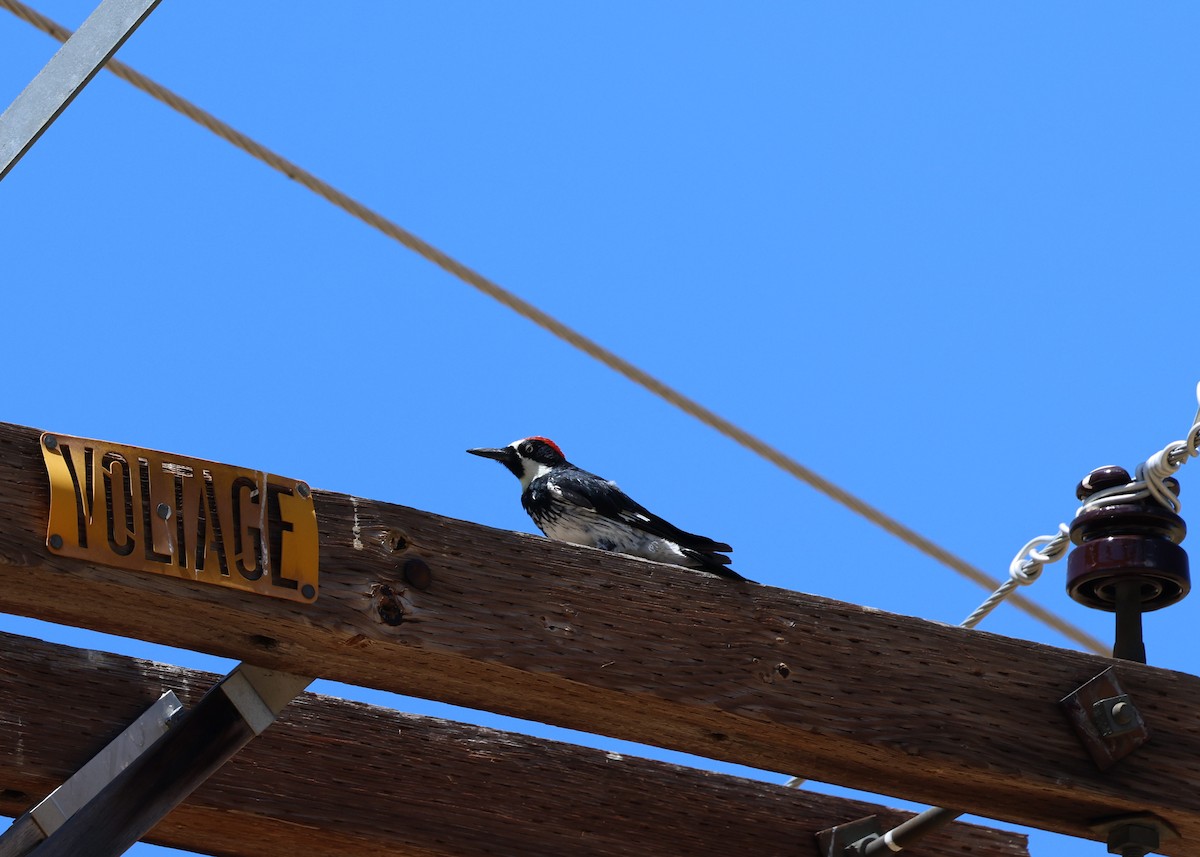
xmin=0 ymin=631 xmax=1029 ymax=857
xmin=0 ymin=421 xmax=1193 ymax=852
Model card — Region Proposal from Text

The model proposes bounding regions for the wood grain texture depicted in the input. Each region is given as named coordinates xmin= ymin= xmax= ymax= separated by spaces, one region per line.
xmin=0 ymin=421 xmax=1193 ymax=850
xmin=0 ymin=632 xmax=1028 ymax=857
xmin=0 ymin=816 xmax=43 ymax=857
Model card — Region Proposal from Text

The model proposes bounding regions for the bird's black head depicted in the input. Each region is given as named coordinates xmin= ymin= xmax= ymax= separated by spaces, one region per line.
xmin=467 ymin=436 xmax=567 ymax=485
xmin=514 ymin=436 xmax=566 ymax=466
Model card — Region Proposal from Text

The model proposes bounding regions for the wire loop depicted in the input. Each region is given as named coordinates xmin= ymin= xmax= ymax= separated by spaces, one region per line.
xmin=962 ymin=386 xmax=1200 ymax=635
xmin=1008 ymin=524 xmax=1071 ymax=586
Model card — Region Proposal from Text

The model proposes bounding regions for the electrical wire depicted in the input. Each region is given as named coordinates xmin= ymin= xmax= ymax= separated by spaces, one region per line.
xmin=0 ymin=0 xmax=1108 ymax=655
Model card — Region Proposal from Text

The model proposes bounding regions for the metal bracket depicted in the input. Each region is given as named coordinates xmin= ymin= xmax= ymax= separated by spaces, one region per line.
xmin=219 ymin=664 xmax=312 ymax=735
xmin=815 ymin=815 xmax=881 ymax=857
xmin=29 ymin=691 xmax=182 ymax=837
xmin=1061 ymin=667 xmax=1149 ymax=770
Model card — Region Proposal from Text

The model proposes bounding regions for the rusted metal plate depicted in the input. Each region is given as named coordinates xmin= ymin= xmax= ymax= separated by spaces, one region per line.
xmin=40 ymin=432 xmax=318 ymax=603
xmin=1060 ymin=666 xmax=1149 ymax=770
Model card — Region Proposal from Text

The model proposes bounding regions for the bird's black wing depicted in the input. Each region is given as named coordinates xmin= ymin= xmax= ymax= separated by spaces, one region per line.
xmin=547 ymin=467 xmax=733 ymax=555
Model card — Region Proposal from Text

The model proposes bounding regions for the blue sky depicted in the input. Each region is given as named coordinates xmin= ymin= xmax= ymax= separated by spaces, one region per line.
xmin=3 ymin=3 xmax=1200 ymax=855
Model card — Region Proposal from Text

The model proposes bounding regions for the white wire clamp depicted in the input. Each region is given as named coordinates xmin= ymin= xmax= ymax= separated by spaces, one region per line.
xmin=961 ymin=383 xmax=1200 ymax=631
xmin=960 ymin=525 xmax=1070 ymax=630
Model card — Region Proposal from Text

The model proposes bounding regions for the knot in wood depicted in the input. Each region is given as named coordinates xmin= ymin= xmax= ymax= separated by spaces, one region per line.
xmin=371 ymin=583 xmax=408 ymax=626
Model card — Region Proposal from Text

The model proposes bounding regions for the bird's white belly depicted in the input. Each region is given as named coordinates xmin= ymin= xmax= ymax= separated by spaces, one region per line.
xmin=540 ymin=511 xmax=688 ymax=564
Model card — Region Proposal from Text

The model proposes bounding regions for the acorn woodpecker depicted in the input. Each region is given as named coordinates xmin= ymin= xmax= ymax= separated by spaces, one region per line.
xmin=467 ymin=437 xmax=746 ymax=581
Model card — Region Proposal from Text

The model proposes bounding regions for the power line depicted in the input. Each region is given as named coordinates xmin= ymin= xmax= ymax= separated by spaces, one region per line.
xmin=0 ymin=0 xmax=1108 ymax=655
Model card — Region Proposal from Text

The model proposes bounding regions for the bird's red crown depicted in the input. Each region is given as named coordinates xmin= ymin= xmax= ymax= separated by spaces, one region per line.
xmin=525 ymin=436 xmax=563 ymax=457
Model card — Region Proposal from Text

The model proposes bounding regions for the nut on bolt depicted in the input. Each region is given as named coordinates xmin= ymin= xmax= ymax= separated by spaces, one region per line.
xmin=1107 ymin=823 xmax=1159 ymax=857
xmin=1090 ymin=813 xmax=1177 ymax=857
xmin=1091 ymin=694 xmax=1141 ymax=737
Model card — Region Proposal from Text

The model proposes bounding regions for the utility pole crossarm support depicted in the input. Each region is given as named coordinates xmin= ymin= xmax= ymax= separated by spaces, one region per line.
xmin=0 ymin=690 xmax=181 ymax=857
xmin=0 ymin=0 xmax=160 ymax=180
xmin=16 ymin=663 xmax=310 ymax=857
xmin=0 ymin=421 xmax=1196 ymax=852
xmin=28 ymin=692 xmax=181 ymax=837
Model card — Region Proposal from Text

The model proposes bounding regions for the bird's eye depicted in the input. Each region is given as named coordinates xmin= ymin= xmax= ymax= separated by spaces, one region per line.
xmin=521 ymin=443 xmax=534 ymax=456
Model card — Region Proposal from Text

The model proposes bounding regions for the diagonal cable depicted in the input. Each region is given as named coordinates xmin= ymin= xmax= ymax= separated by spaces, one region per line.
xmin=0 ymin=0 xmax=1107 ymax=655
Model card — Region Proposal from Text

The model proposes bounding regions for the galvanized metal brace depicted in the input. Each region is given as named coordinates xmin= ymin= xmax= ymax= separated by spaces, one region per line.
xmin=0 ymin=662 xmax=311 ymax=857
xmin=29 ymin=691 xmax=183 ymax=837
xmin=0 ymin=0 xmax=161 ymax=180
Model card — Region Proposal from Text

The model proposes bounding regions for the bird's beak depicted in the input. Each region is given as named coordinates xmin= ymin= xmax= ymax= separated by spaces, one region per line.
xmin=467 ymin=446 xmax=518 ymax=464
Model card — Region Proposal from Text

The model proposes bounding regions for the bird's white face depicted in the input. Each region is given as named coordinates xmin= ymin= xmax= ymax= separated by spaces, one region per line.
xmin=508 ymin=440 xmax=555 ymax=489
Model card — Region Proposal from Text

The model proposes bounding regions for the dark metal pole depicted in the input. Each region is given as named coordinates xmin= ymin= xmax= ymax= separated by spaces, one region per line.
xmin=1112 ymin=579 xmax=1147 ymax=664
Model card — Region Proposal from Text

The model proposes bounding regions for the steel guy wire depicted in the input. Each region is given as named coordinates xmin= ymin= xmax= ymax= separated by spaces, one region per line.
xmin=961 ymin=384 xmax=1200 ymax=631
xmin=1 ymin=0 xmax=1109 ymax=655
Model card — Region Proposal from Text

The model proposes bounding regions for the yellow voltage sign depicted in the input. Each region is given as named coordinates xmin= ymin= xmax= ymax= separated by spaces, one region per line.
xmin=41 ymin=433 xmax=319 ymax=603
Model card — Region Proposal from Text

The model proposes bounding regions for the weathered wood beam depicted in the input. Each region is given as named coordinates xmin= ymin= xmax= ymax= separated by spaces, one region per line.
xmin=0 ymin=421 xmax=1194 ymax=852
xmin=0 ymin=632 xmax=1028 ymax=857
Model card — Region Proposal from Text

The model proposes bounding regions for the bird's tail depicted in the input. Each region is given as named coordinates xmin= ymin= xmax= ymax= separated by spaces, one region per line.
xmin=682 ymin=547 xmax=751 ymax=582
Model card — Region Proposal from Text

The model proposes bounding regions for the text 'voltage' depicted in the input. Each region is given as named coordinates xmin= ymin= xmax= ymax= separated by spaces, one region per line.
xmin=41 ymin=433 xmax=319 ymax=602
